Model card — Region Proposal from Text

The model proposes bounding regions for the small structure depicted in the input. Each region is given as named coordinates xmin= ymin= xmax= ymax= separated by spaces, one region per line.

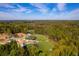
xmin=25 ymin=40 xmax=39 ymax=44
xmin=26 ymin=32 xmax=36 ymax=40
xmin=16 ymin=39 xmax=26 ymax=47
xmin=0 ymin=33 xmax=10 ymax=44
xmin=26 ymin=32 xmax=32 ymax=39
xmin=15 ymin=33 xmax=26 ymax=38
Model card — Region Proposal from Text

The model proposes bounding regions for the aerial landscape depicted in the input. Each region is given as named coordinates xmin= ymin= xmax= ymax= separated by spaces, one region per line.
xmin=0 ymin=3 xmax=79 ymax=56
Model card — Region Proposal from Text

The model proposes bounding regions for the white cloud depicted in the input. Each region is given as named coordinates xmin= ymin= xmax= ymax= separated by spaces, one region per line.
xmin=57 ymin=3 xmax=66 ymax=11
xmin=10 ymin=4 xmax=32 ymax=14
xmin=0 ymin=10 xmax=36 ymax=20
xmin=52 ymin=8 xmax=57 ymax=12
xmin=48 ymin=8 xmax=79 ymax=20
xmin=0 ymin=12 xmax=16 ymax=20
xmin=49 ymin=3 xmax=67 ymax=17
xmin=30 ymin=3 xmax=49 ymax=14
xmin=14 ymin=5 xmax=27 ymax=12
xmin=67 ymin=9 xmax=79 ymax=20
xmin=0 ymin=3 xmax=15 ymax=8
xmin=0 ymin=4 xmax=32 ymax=14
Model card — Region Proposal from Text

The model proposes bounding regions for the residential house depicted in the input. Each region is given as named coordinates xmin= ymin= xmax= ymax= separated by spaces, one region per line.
xmin=0 ymin=33 xmax=10 ymax=44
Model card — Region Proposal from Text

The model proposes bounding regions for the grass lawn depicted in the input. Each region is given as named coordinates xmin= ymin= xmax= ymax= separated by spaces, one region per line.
xmin=35 ymin=34 xmax=54 ymax=55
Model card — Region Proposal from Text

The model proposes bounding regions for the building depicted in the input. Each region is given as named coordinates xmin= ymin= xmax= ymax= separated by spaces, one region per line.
xmin=0 ymin=33 xmax=10 ymax=44
xmin=0 ymin=32 xmax=38 ymax=46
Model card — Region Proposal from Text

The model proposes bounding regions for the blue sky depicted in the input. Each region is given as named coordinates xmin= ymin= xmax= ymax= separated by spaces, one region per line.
xmin=0 ymin=3 xmax=79 ymax=20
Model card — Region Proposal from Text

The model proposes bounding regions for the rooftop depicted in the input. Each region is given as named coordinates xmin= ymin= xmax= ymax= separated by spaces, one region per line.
xmin=0 ymin=33 xmax=38 ymax=46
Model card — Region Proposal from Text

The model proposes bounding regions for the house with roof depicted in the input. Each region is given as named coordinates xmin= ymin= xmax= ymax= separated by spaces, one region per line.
xmin=15 ymin=33 xmax=26 ymax=39
xmin=0 ymin=33 xmax=10 ymax=44
xmin=0 ymin=32 xmax=39 ymax=47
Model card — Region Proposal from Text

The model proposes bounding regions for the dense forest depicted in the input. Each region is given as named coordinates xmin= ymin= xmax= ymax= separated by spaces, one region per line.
xmin=0 ymin=20 xmax=79 ymax=56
